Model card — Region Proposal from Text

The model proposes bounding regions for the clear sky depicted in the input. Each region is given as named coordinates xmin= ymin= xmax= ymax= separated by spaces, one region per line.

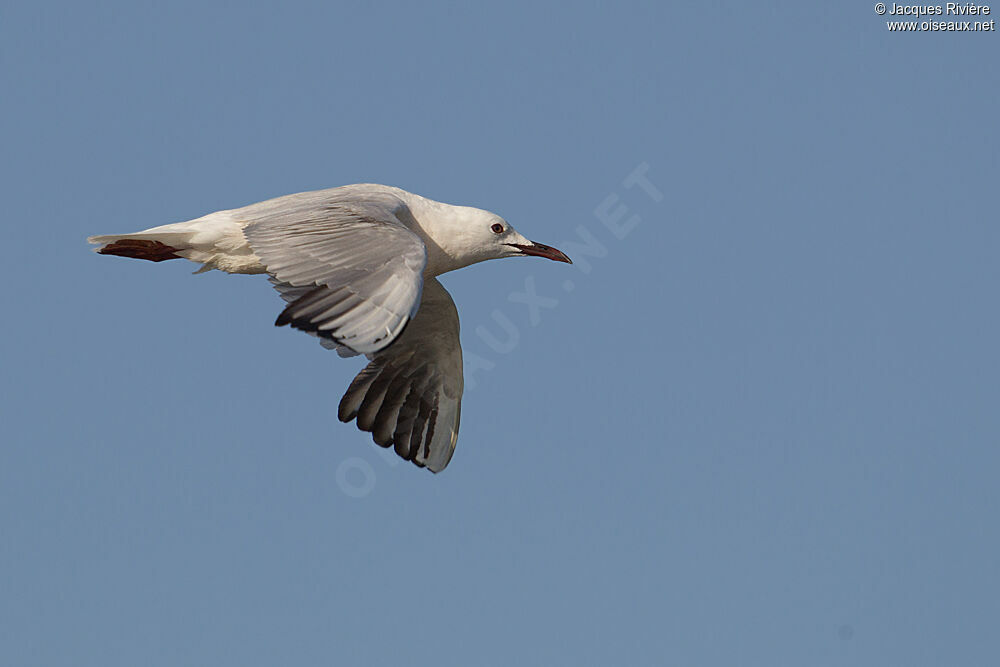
xmin=2 ymin=2 xmax=998 ymax=665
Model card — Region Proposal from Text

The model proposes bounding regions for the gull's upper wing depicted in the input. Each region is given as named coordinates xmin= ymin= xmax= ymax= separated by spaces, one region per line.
xmin=242 ymin=189 xmax=427 ymax=354
xmin=337 ymin=277 xmax=463 ymax=473
xmin=267 ymin=277 xmax=361 ymax=358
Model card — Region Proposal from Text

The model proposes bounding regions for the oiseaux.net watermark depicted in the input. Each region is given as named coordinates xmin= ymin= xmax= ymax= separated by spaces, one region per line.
xmin=875 ymin=2 xmax=996 ymax=30
xmin=334 ymin=162 xmax=664 ymax=498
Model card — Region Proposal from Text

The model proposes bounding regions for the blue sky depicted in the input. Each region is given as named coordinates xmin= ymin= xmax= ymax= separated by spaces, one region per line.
xmin=2 ymin=2 xmax=998 ymax=665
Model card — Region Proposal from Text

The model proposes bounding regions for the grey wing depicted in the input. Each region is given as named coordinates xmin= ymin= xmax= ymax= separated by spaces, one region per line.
xmin=267 ymin=277 xmax=360 ymax=358
xmin=243 ymin=193 xmax=427 ymax=355
xmin=337 ymin=278 xmax=463 ymax=473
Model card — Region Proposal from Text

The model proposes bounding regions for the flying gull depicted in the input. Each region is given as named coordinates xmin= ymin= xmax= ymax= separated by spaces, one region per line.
xmin=88 ymin=184 xmax=572 ymax=472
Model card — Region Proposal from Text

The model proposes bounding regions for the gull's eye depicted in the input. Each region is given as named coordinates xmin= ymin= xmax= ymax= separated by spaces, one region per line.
xmin=491 ymin=223 xmax=505 ymax=234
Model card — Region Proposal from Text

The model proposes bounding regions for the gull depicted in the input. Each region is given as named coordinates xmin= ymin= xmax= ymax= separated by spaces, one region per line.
xmin=88 ymin=184 xmax=572 ymax=473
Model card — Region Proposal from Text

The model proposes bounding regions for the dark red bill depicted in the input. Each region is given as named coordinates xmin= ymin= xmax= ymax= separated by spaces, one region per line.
xmin=506 ymin=242 xmax=573 ymax=264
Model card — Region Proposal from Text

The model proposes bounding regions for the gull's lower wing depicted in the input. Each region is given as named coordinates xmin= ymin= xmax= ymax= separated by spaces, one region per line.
xmin=242 ymin=189 xmax=427 ymax=354
xmin=338 ymin=278 xmax=463 ymax=473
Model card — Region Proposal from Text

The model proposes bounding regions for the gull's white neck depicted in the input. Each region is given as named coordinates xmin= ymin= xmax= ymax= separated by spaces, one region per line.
xmin=395 ymin=190 xmax=495 ymax=277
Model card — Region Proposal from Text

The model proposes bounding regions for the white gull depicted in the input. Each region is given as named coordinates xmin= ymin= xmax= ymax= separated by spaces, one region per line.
xmin=88 ymin=183 xmax=572 ymax=473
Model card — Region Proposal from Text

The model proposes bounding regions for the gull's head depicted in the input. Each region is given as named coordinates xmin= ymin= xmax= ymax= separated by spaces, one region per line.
xmin=435 ymin=206 xmax=573 ymax=269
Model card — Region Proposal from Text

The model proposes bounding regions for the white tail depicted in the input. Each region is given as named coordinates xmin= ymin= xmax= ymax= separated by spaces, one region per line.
xmin=88 ymin=211 xmax=265 ymax=274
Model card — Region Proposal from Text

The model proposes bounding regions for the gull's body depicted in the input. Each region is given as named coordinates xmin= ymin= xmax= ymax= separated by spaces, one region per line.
xmin=88 ymin=184 xmax=571 ymax=473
